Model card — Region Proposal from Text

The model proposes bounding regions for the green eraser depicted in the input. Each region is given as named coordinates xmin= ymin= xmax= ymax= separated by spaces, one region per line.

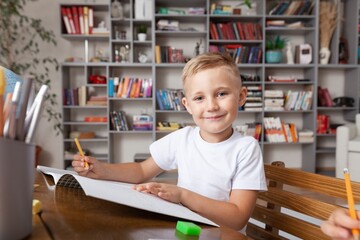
xmin=176 ymin=221 xmax=201 ymax=236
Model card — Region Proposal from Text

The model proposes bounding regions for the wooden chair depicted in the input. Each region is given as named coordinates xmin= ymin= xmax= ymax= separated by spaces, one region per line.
xmin=246 ymin=161 xmax=360 ymax=240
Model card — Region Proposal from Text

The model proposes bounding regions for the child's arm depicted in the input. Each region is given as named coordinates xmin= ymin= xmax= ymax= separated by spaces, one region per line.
xmin=133 ymin=182 xmax=257 ymax=230
xmin=72 ymin=155 xmax=163 ymax=183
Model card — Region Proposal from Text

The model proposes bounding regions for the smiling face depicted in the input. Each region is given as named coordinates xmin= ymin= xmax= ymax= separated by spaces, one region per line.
xmin=182 ymin=66 xmax=247 ymax=143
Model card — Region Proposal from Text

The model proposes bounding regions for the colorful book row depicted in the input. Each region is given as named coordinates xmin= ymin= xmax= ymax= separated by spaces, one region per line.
xmin=156 ymin=89 xmax=186 ymax=111
xmin=109 ymin=77 xmax=152 ymax=99
xmin=210 ymin=22 xmax=262 ymax=41
xmin=61 ymin=6 xmax=94 ymax=35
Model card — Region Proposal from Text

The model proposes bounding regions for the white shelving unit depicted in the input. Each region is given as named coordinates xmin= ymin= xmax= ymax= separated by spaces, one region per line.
xmin=60 ymin=0 xmax=359 ymax=174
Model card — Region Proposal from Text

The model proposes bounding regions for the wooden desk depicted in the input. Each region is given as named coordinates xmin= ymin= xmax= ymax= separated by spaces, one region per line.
xmin=30 ymin=171 xmax=249 ymax=240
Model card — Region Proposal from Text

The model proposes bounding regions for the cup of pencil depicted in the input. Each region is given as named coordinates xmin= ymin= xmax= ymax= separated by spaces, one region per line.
xmin=0 ymin=138 xmax=35 ymax=239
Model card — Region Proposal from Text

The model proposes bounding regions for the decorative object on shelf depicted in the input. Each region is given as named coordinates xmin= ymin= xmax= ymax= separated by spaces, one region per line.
xmin=137 ymin=24 xmax=147 ymax=41
xmin=265 ymin=35 xmax=286 ymax=63
xmin=338 ymin=37 xmax=349 ymax=64
xmin=138 ymin=52 xmax=148 ymax=63
xmin=119 ymin=45 xmax=130 ymax=62
xmin=294 ymin=44 xmax=313 ymax=64
xmin=0 ymin=0 xmax=62 ymax=135
xmin=319 ymin=1 xmax=338 ymax=64
xmin=286 ymin=42 xmax=294 ymax=64
xmin=111 ymin=0 xmax=123 ymax=19
xmin=114 ymin=26 xmax=126 ymax=40
xmin=92 ymin=21 xmax=110 ymax=35
xmin=235 ymin=0 xmax=256 ymax=16
xmin=194 ymin=39 xmax=204 ymax=56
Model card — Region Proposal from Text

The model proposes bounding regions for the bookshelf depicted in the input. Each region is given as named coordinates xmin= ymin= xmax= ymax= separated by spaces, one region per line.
xmin=60 ymin=0 xmax=359 ymax=174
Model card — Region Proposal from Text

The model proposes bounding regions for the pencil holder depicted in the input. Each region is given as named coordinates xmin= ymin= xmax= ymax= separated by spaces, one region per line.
xmin=0 ymin=138 xmax=35 ymax=240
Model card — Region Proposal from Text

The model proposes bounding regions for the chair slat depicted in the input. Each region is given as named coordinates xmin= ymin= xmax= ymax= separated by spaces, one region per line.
xmin=259 ymin=187 xmax=339 ymax=220
xmin=251 ymin=205 xmax=331 ymax=240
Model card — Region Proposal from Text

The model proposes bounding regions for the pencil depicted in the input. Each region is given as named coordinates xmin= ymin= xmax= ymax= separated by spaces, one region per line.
xmin=344 ymin=168 xmax=360 ymax=240
xmin=0 ymin=67 xmax=5 ymax=137
xmin=74 ymin=138 xmax=89 ymax=169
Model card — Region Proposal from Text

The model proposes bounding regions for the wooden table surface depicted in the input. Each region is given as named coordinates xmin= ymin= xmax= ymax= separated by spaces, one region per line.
xmin=29 ymin=171 xmax=249 ymax=240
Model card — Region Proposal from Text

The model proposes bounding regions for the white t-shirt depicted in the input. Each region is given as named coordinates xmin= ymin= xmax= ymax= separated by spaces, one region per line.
xmin=150 ymin=126 xmax=267 ymax=201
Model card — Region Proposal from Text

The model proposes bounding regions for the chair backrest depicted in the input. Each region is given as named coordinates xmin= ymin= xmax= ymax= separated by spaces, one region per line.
xmin=246 ymin=161 xmax=360 ymax=240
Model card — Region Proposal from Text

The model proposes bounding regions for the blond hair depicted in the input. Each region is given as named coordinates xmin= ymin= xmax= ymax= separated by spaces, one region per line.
xmin=181 ymin=52 xmax=240 ymax=86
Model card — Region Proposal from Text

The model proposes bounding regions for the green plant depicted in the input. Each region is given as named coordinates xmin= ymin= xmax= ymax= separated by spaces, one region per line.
xmin=0 ymin=0 xmax=62 ymax=135
xmin=137 ymin=24 xmax=147 ymax=34
xmin=244 ymin=0 xmax=252 ymax=8
xmin=266 ymin=35 xmax=287 ymax=51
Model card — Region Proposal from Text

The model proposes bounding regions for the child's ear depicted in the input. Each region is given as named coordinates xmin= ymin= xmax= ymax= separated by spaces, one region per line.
xmin=182 ymin=97 xmax=192 ymax=115
xmin=238 ymin=87 xmax=247 ymax=107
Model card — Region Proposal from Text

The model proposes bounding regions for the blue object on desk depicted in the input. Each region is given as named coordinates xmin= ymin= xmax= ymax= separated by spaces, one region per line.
xmin=4 ymin=67 xmax=23 ymax=97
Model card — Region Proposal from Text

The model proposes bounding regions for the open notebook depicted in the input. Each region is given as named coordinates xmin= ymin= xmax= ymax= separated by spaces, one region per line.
xmin=37 ymin=166 xmax=217 ymax=226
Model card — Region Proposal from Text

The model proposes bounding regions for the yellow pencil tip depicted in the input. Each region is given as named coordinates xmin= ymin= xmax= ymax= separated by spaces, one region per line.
xmin=0 ymin=67 xmax=5 ymax=95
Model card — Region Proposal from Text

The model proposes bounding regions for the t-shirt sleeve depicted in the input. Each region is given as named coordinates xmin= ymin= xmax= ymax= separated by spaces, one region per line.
xmin=149 ymin=131 xmax=179 ymax=171
xmin=232 ymin=139 xmax=267 ymax=191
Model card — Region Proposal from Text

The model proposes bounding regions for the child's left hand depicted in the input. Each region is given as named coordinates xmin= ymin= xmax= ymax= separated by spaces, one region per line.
xmin=133 ymin=182 xmax=184 ymax=204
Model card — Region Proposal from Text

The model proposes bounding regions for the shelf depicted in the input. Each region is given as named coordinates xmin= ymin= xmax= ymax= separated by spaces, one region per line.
xmin=64 ymin=138 xmax=108 ymax=142
xmin=316 ymin=148 xmax=336 ymax=154
xmin=63 ymin=105 xmax=107 ymax=109
xmin=63 ymin=122 xmax=107 ymax=126
xmin=155 ymin=30 xmax=207 ymax=37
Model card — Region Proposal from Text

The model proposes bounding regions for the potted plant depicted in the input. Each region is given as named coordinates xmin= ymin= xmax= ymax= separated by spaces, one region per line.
xmin=265 ymin=35 xmax=287 ymax=63
xmin=137 ymin=24 xmax=147 ymax=41
xmin=0 ymin=0 xmax=62 ymax=135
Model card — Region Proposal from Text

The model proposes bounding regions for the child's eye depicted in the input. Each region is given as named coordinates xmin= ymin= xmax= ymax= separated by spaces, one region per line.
xmin=217 ymin=92 xmax=228 ymax=97
xmin=193 ymin=96 xmax=203 ymax=101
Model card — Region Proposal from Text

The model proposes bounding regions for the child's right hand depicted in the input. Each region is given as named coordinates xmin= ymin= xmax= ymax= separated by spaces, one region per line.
xmin=72 ymin=154 xmax=103 ymax=179
xmin=321 ymin=208 xmax=360 ymax=239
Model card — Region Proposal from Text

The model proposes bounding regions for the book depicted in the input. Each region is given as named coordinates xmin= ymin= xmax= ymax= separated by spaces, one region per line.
xmin=66 ymin=7 xmax=76 ymax=34
xmin=78 ymin=6 xmax=85 ymax=34
xmin=37 ymin=166 xmax=217 ymax=226
xmin=88 ymin=7 xmax=94 ymax=34
xmin=72 ymin=6 xmax=80 ymax=34
xmin=61 ymin=7 xmax=72 ymax=34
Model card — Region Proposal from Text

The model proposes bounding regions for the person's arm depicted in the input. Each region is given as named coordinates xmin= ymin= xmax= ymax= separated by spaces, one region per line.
xmin=72 ymin=155 xmax=163 ymax=183
xmin=133 ymin=183 xmax=258 ymax=230
xmin=321 ymin=208 xmax=360 ymax=239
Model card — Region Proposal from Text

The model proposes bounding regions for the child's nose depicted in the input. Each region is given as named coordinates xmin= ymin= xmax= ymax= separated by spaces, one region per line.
xmin=207 ymin=98 xmax=219 ymax=111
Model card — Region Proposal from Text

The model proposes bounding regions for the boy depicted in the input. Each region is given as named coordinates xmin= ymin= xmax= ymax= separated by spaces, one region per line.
xmin=72 ymin=52 xmax=267 ymax=232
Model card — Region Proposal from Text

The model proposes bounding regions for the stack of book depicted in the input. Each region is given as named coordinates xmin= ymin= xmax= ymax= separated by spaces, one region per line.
xmin=317 ymin=86 xmax=334 ymax=107
xmin=156 ymin=89 xmax=185 ymax=111
xmin=209 ymin=45 xmax=262 ymax=64
xmin=245 ymin=85 xmax=262 ymax=111
xmin=61 ymin=6 xmax=99 ymax=35
xmin=317 ymin=114 xmax=330 ymax=134
xmin=86 ymin=96 xmax=107 ymax=106
xmin=284 ymin=90 xmax=313 ymax=110
xmin=156 ymin=122 xmax=182 ymax=131
xmin=155 ymin=45 xmax=184 ymax=64
xmin=298 ymin=129 xmax=314 ymax=143
xmin=264 ymin=90 xmax=284 ymax=111
xmin=132 ymin=115 xmax=153 ymax=131
xmin=110 ymin=110 xmax=129 ymax=131
xmin=268 ymin=0 xmax=315 ymax=16
xmin=210 ymin=22 xmax=263 ymax=41
xmin=114 ymin=77 xmax=153 ymax=99
xmin=263 ymin=117 xmax=298 ymax=143
xmin=235 ymin=122 xmax=262 ymax=141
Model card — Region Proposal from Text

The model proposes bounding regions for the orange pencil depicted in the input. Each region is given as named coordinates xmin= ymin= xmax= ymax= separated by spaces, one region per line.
xmin=74 ymin=138 xmax=89 ymax=169
xmin=0 ymin=67 xmax=6 ymax=137
xmin=344 ymin=168 xmax=360 ymax=240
